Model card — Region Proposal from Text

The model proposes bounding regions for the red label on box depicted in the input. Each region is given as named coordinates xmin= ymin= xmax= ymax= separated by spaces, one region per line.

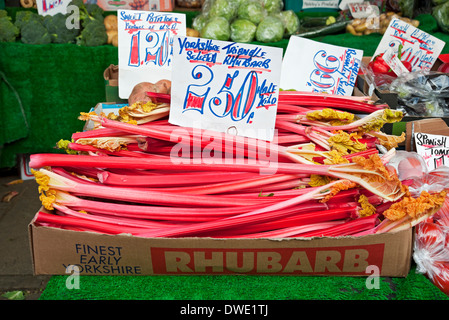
xmin=150 ymin=244 xmax=385 ymax=275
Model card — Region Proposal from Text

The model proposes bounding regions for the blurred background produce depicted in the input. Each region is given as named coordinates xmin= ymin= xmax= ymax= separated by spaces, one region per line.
xmin=192 ymin=0 xmax=300 ymax=43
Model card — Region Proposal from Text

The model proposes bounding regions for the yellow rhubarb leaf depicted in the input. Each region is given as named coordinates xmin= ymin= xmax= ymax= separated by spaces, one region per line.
xmin=306 ymin=108 xmax=355 ymax=126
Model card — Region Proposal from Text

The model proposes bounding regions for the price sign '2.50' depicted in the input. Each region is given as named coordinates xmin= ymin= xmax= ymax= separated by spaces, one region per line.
xmin=169 ymin=37 xmax=283 ymax=142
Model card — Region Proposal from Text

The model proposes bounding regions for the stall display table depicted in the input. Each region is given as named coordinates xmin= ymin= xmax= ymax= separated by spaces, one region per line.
xmin=1 ymin=11 xmax=448 ymax=169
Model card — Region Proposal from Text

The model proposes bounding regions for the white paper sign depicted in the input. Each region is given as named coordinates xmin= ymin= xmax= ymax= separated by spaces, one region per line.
xmin=414 ymin=132 xmax=449 ymax=170
xmin=169 ymin=37 xmax=283 ymax=141
xmin=302 ymin=0 xmax=340 ymax=9
xmin=348 ymin=2 xmax=380 ymax=19
xmin=383 ymin=47 xmax=411 ymax=76
xmin=36 ymin=0 xmax=71 ymax=16
xmin=280 ymin=37 xmax=363 ymax=96
xmin=339 ymin=0 xmax=363 ymax=11
xmin=372 ymin=18 xmax=446 ymax=72
xmin=117 ymin=10 xmax=186 ymax=99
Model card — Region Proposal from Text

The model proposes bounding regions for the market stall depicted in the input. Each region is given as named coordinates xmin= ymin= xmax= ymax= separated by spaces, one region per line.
xmin=2 ymin=0 xmax=449 ymax=303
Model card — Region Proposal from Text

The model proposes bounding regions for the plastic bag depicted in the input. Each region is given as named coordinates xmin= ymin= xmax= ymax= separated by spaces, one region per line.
xmin=389 ymin=72 xmax=449 ymax=116
xmin=399 ymin=150 xmax=449 ymax=296
xmin=230 ymin=19 xmax=257 ymax=43
xmin=387 ymin=150 xmax=449 ymax=197
xmin=255 ymin=15 xmax=284 ymax=43
xmin=414 ymin=220 xmax=449 ymax=296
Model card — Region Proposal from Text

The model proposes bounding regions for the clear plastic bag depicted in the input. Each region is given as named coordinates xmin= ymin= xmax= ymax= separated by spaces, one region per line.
xmin=391 ymin=150 xmax=449 ymax=295
xmin=389 ymin=71 xmax=449 ymax=116
xmin=387 ymin=150 xmax=449 ymax=197
xmin=414 ymin=209 xmax=449 ymax=296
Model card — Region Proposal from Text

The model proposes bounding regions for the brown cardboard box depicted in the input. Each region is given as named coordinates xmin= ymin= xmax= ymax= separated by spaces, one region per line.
xmin=29 ymin=208 xmax=413 ymax=277
xmin=104 ymin=65 xmax=128 ymax=104
xmin=406 ymin=118 xmax=449 ymax=152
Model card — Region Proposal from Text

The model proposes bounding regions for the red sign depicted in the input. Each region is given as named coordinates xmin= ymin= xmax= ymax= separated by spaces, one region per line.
xmin=150 ymin=244 xmax=385 ymax=275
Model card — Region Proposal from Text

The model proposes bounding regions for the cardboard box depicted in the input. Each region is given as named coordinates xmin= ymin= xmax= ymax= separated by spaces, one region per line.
xmin=18 ymin=154 xmax=35 ymax=181
xmin=29 ymin=208 xmax=413 ymax=277
xmin=83 ymin=102 xmax=127 ymax=131
xmin=405 ymin=118 xmax=449 ymax=152
xmin=104 ymin=65 xmax=128 ymax=104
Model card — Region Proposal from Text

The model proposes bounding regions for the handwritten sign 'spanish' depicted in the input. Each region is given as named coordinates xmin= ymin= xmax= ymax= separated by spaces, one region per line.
xmin=372 ymin=17 xmax=445 ymax=72
xmin=169 ymin=37 xmax=283 ymax=142
xmin=117 ymin=10 xmax=186 ymax=99
xmin=280 ymin=37 xmax=363 ymax=96
xmin=414 ymin=132 xmax=449 ymax=170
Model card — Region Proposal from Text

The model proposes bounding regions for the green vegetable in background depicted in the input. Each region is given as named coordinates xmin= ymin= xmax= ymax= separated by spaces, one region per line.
xmin=76 ymin=18 xmax=108 ymax=46
xmin=433 ymin=1 xmax=449 ymax=33
xmin=278 ymin=10 xmax=300 ymax=36
xmin=0 ymin=10 xmax=19 ymax=42
xmin=230 ymin=18 xmax=257 ymax=43
xmin=14 ymin=10 xmax=42 ymax=32
xmin=201 ymin=16 xmax=231 ymax=41
xmin=237 ymin=0 xmax=266 ymax=25
xmin=256 ymin=15 xmax=284 ymax=43
xmin=192 ymin=14 xmax=209 ymax=32
xmin=398 ymin=0 xmax=416 ymax=18
xmin=208 ymin=0 xmax=239 ymax=21
xmin=43 ymin=13 xmax=80 ymax=44
xmin=70 ymin=0 xmax=104 ymax=27
xmin=261 ymin=0 xmax=283 ymax=14
xmin=21 ymin=17 xmax=52 ymax=44
xmin=432 ymin=0 xmax=449 ymax=5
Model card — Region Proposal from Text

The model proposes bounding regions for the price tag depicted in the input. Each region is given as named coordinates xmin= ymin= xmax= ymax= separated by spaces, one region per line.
xmin=280 ymin=37 xmax=363 ymax=96
xmin=36 ymin=0 xmax=72 ymax=16
xmin=372 ymin=17 xmax=446 ymax=72
xmin=339 ymin=0 xmax=363 ymax=11
xmin=117 ymin=10 xmax=186 ymax=99
xmin=348 ymin=1 xmax=380 ymax=19
xmin=414 ymin=132 xmax=449 ymax=170
xmin=168 ymin=37 xmax=283 ymax=141
xmin=382 ymin=47 xmax=411 ymax=76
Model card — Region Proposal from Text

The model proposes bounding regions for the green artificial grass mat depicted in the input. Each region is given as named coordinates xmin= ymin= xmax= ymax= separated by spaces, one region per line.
xmin=39 ymin=265 xmax=448 ymax=300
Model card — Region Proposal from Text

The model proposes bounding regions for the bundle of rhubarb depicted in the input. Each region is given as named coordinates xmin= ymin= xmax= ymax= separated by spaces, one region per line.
xmin=28 ymin=90 xmax=447 ymax=239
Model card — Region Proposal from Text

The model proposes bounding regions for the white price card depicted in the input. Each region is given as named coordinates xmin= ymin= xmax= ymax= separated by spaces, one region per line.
xmin=169 ymin=37 xmax=283 ymax=142
xmin=117 ymin=10 xmax=186 ymax=99
xmin=36 ymin=0 xmax=72 ymax=16
xmin=280 ymin=36 xmax=363 ymax=96
xmin=348 ymin=1 xmax=380 ymax=19
xmin=382 ymin=47 xmax=411 ymax=76
xmin=414 ymin=132 xmax=449 ymax=170
xmin=372 ymin=17 xmax=446 ymax=72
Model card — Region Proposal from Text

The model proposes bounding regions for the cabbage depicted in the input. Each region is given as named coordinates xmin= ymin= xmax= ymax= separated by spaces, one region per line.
xmin=279 ymin=10 xmax=299 ymax=36
xmin=208 ymin=0 xmax=239 ymax=21
xmin=200 ymin=16 xmax=231 ymax=41
xmin=433 ymin=1 xmax=449 ymax=33
xmin=256 ymin=15 xmax=284 ymax=42
xmin=230 ymin=19 xmax=257 ymax=43
xmin=261 ymin=0 xmax=283 ymax=14
xmin=237 ymin=0 xmax=266 ymax=25
xmin=192 ymin=14 xmax=208 ymax=32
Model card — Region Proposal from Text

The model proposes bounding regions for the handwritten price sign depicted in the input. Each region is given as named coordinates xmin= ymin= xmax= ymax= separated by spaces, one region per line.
xmin=280 ymin=37 xmax=363 ymax=96
xmin=415 ymin=132 xmax=449 ymax=170
xmin=117 ymin=10 xmax=186 ymax=99
xmin=36 ymin=0 xmax=71 ymax=16
xmin=372 ymin=17 xmax=445 ymax=72
xmin=168 ymin=37 xmax=283 ymax=141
